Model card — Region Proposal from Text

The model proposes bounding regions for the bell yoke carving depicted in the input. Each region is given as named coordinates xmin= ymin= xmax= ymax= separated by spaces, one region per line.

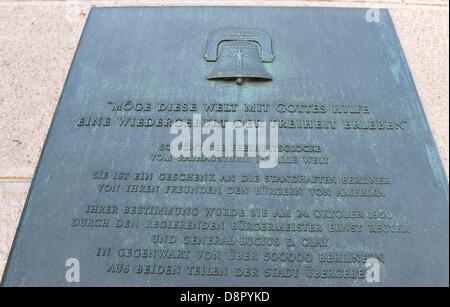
xmin=205 ymin=29 xmax=274 ymax=85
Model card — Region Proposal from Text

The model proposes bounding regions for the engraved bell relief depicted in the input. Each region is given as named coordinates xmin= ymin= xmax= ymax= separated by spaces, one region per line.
xmin=205 ymin=29 xmax=274 ymax=85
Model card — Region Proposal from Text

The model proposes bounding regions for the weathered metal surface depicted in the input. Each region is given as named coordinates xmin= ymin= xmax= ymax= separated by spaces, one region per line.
xmin=1 ymin=7 xmax=448 ymax=287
